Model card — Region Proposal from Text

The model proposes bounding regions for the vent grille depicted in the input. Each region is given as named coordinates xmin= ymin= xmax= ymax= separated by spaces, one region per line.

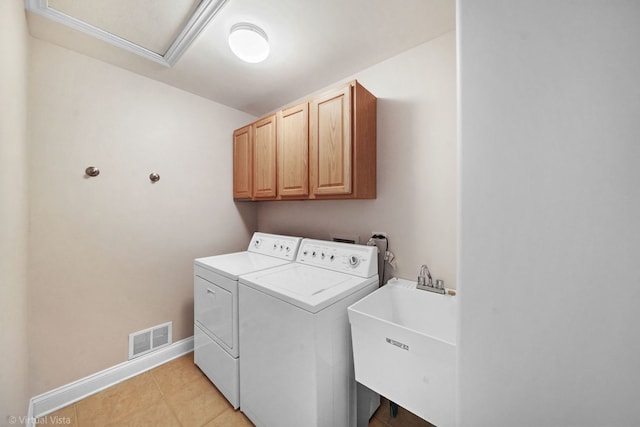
xmin=330 ymin=233 xmax=359 ymax=244
xmin=128 ymin=322 xmax=172 ymax=360
xmin=153 ymin=326 xmax=169 ymax=347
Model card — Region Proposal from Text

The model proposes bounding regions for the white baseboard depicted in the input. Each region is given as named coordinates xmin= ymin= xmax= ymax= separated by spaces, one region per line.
xmin=28 ymin=336 xmax=194 ymax=422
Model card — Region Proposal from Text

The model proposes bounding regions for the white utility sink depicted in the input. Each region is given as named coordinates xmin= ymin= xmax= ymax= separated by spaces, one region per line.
xmin=348 ymin=278 xmax=457 ymax=427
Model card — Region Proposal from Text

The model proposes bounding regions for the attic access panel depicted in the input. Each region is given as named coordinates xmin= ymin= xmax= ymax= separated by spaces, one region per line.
xmin=25 ymin=0 xmax=229 ymax=67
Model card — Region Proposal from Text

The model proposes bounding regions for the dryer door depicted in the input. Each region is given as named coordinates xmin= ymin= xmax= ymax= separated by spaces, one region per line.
xmin=194 ymin=276 xmax=234 ymax=350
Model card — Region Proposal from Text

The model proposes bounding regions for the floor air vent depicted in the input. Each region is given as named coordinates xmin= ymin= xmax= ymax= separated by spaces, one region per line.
xmin=128 ymin=321 xmax=172 ymax=360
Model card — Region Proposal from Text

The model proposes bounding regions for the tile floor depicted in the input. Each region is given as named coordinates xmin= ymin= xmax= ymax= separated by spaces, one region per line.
xmin=39 ymin=352 xmax=433 ymax=427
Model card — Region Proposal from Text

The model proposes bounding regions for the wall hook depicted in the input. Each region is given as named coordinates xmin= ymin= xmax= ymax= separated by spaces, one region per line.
xmin=85 ymin=166 xmax=100 ymax=177
xmin=149 ymin=173 xmax=160 ymax=183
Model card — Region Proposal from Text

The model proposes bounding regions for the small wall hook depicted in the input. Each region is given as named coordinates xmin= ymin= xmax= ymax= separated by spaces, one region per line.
xmin=149 ymin=173 xmax=160 ymax=183
xmin=85 ymin=166 xmax=100 ymax=177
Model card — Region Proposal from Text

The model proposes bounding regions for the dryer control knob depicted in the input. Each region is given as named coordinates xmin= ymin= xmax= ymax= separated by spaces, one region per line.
xmin=348 ymin=255 xmax=360 ymax=267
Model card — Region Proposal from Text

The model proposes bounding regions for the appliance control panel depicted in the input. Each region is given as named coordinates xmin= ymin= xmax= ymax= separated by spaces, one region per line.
xmin=296 ymin=239 xmax=378 ymax=278
xmin=247 ymin=232 xmax=303 ymax=260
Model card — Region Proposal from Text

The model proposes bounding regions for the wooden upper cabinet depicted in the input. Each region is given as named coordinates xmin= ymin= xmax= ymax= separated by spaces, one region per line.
xmin=232 ymin=80 xmax=376 ymax=201
xmin=233 ymin=125 xmax=252 ymax=199
xmin=310 ymin=81 xmax=377 ymax=199
xmin=277 ymin=103 xmax=309 ymax=198
xmin=252 ymin=115 xmax=277 ymax=199
xmin=310 ymin=84 xmax=352 ymax=196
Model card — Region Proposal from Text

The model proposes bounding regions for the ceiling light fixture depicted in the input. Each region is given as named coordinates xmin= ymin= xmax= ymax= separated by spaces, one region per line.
xmin=228 ymin=23 xmax=269 ymax=63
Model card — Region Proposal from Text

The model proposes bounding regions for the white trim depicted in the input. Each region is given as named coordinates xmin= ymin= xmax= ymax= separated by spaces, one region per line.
xmin=164 ymin=0 xmax=230 ymax=66
xmin=27 ymin=336 xmax=194 ymax=424
xmin=23 ymin=0 xmax=230 ymax=67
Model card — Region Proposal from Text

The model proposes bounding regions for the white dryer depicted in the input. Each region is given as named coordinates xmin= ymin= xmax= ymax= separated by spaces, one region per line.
xmin=239 ymin=238 xmax=380 ymax=427
xmin=194 ymin=232 xmax=302 ymax=409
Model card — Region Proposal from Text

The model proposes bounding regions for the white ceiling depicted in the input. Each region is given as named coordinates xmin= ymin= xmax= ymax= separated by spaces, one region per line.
xmin=25 ymin=0 xmax=456 ymax=116
xmin=46 ymin=0 xmax=201 ymax=55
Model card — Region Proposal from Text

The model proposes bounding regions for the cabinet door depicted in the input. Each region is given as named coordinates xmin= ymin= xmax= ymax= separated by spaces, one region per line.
xmin=253 ymin=115 xmax=277 ymax=199
xmin=309 ymin=84 xmax=352 ymax=196
xmin=277 ymin=103 xmax=309 ymax=198
xmin=233 ymin=125 xmax=252 ymax=199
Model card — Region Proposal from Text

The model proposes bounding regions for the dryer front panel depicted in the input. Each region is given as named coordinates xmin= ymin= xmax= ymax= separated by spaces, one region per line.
xmin=194 ymin=275 xmax=235 ymax=354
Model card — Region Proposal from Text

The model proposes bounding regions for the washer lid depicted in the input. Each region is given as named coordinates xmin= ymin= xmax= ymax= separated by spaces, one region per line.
xmin=240 ymin=263 xmax=378 ymax=313
xmin=195 ymin=251 xmax=291 ymax=280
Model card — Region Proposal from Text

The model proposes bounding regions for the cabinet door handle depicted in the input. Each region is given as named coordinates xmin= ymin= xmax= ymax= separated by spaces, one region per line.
xmin=206 ymin=289 xmax=216 ymax=296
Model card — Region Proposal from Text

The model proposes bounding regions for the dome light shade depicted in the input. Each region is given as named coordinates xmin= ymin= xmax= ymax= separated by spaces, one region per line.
xmin=228 ymin=23 xmax=269 ymax=63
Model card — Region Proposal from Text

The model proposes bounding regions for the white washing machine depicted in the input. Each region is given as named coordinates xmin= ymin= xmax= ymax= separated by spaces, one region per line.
xmin=194 ymin=232 xmax=302 ymax=409
xmin=239 ymin=238 xmax=380 ymax=427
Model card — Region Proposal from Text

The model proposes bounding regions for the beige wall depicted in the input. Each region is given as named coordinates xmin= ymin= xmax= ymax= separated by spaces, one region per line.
xmin=27 ymin=39 xmax=256 ymax=395
xmin=0 ymin=0 xmax=30 ymax=423
xmin=257 ymin=31 xmax=457 ymax=287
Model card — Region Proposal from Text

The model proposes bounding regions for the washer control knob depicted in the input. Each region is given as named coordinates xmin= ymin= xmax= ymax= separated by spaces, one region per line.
xmin=254 ymin=238 xmax=262 ymax=248
xmin=349 ymin=255 xmax=360 ymax=267
xmin=330 ymin=254 xmax=335 ymax=261
xmin=312 ymin=251 xmax=317 ymax=257
xmin=286 ymin=246 xmax=291 ymax=253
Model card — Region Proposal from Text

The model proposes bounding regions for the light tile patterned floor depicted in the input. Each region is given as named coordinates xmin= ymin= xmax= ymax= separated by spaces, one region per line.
xmin=38 ymin=352 xmax=433 ymax=427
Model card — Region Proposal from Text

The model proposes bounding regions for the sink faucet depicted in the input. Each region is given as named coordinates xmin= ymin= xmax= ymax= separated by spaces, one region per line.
xmin=417 ymin=264 xmax=445 ymax=294
xmin=417 ymin=264 xmax=432 ymax=287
